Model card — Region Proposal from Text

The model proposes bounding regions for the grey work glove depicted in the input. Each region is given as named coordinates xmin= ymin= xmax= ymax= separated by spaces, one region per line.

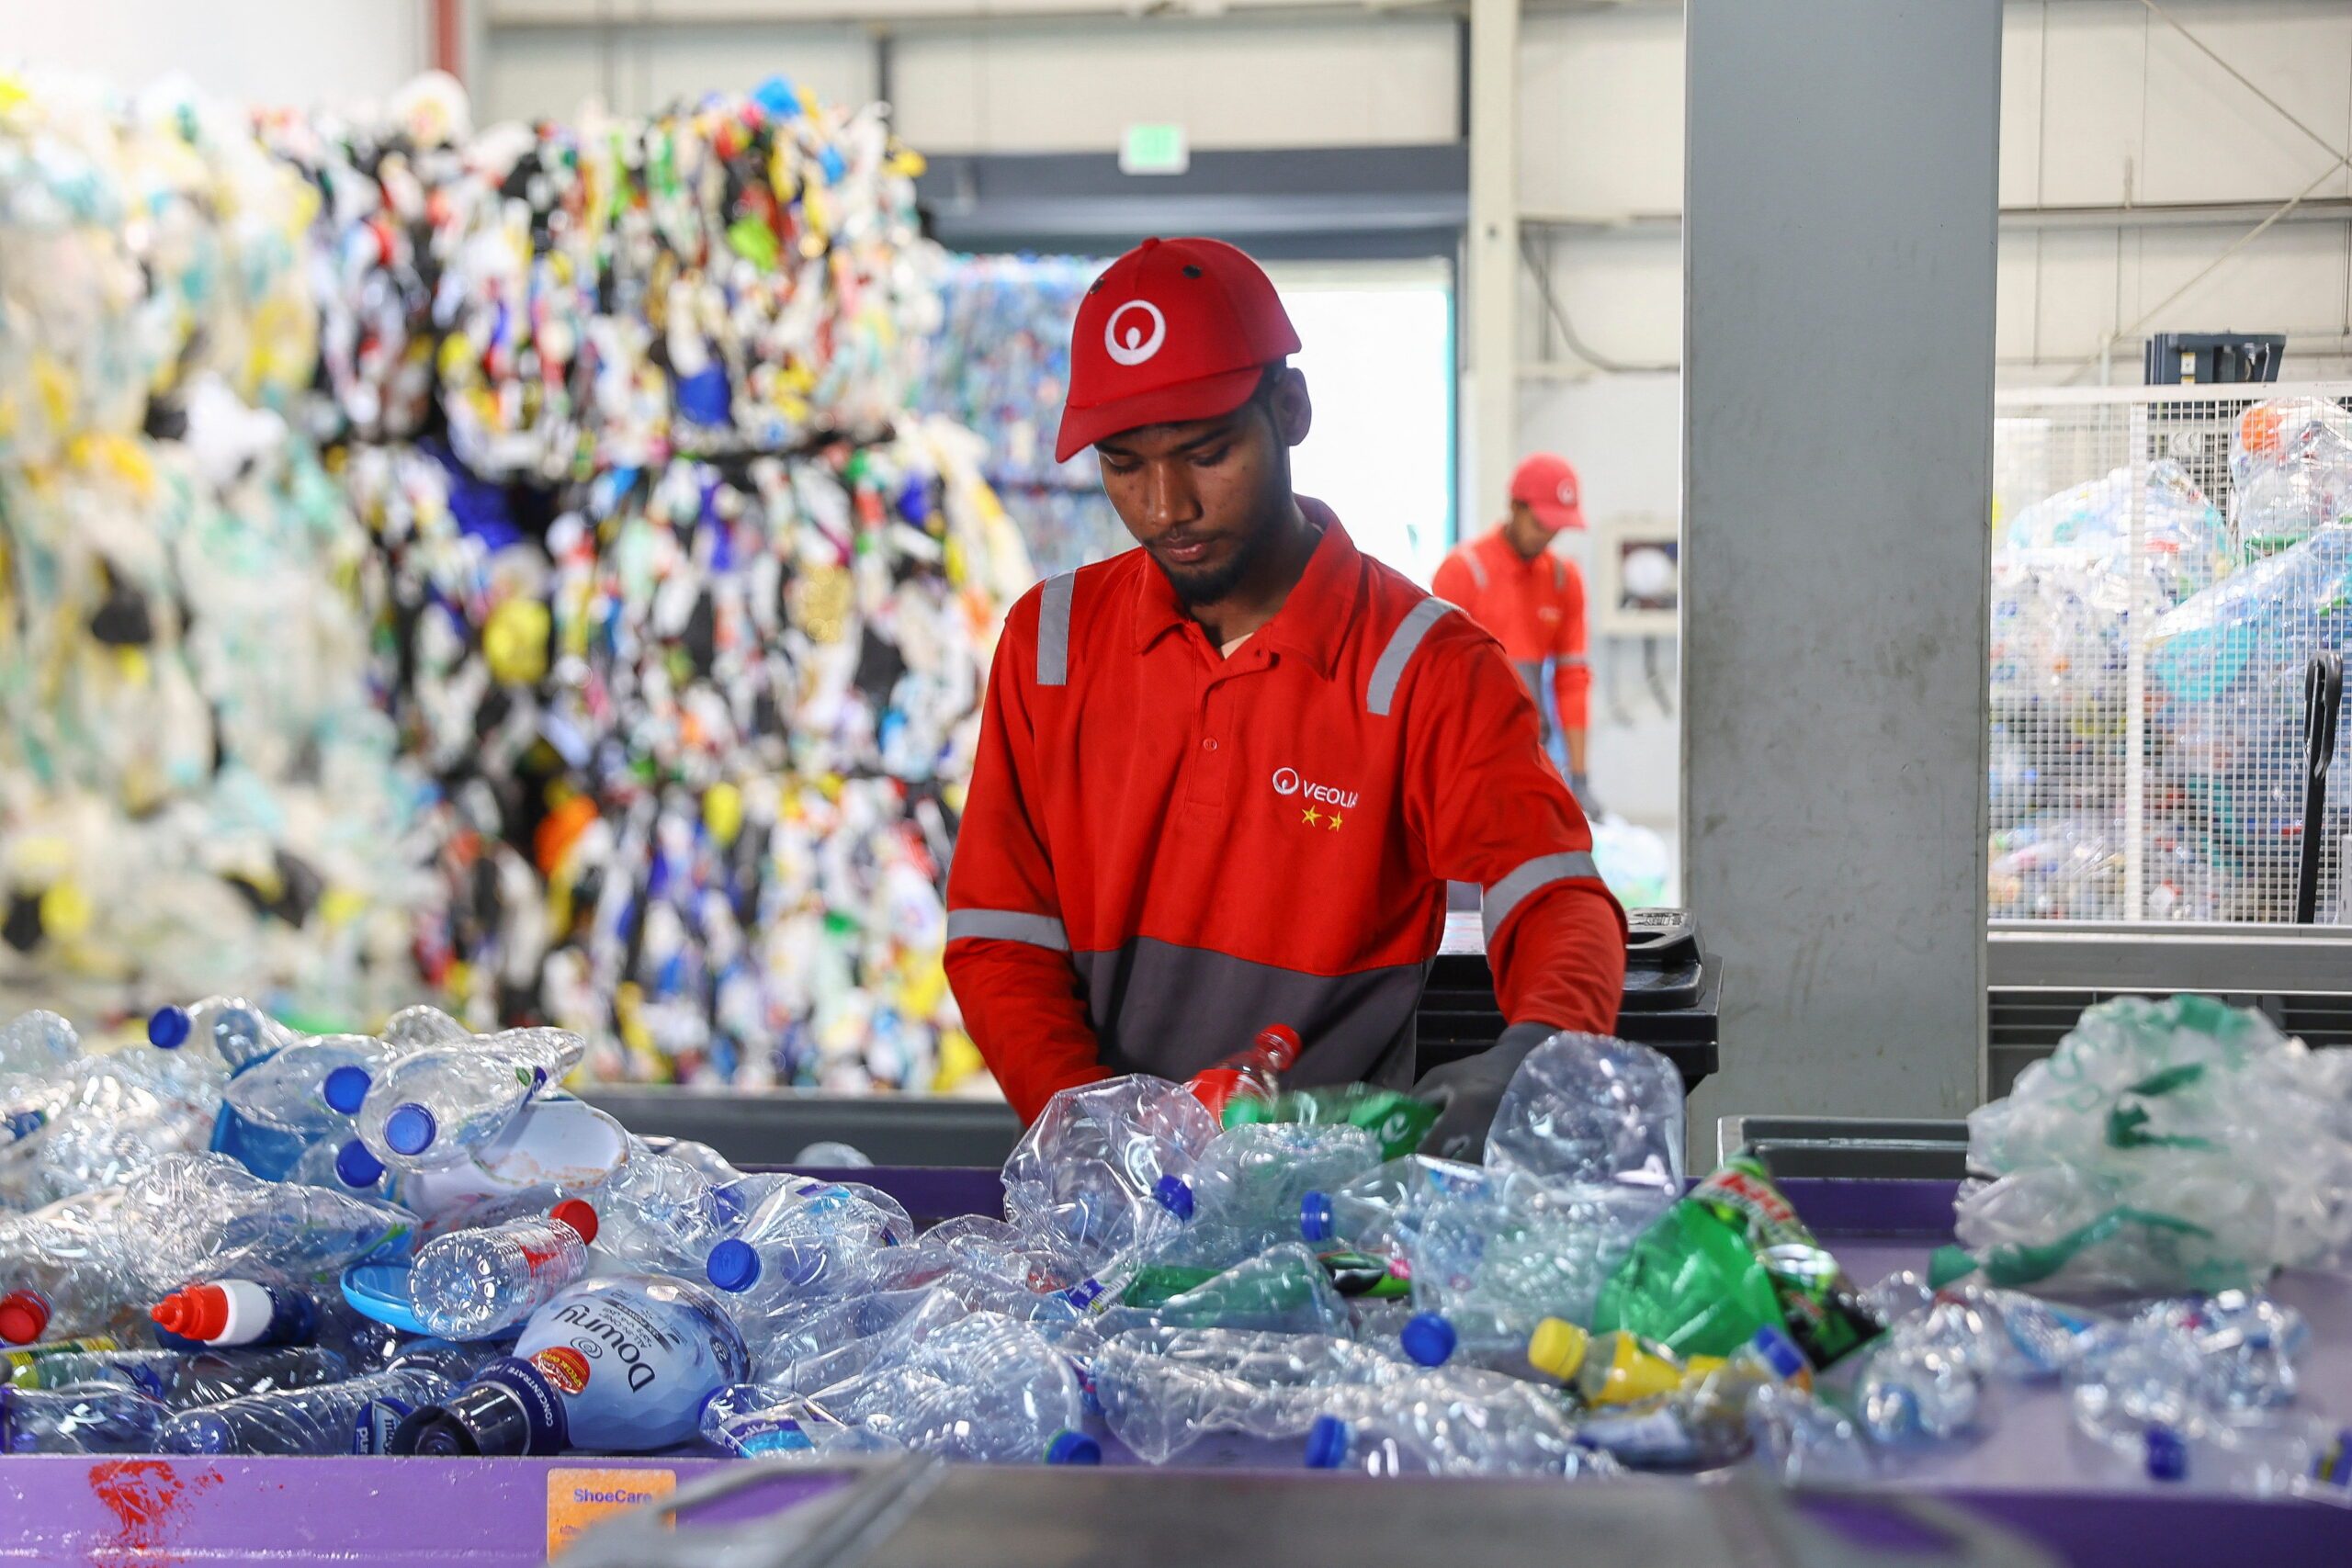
xmin=1569 ymin=773 xmax=1601 ymax=819
xmin=1412 ymin=1022 xmax=1554 ymax=1162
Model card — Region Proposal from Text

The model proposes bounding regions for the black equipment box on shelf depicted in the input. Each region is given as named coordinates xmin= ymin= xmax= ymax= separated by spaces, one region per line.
xmin=595 ymin=908 xmax=1722 ymax=1167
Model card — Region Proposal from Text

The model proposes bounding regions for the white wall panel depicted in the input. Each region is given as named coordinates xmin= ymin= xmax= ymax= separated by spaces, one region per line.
xmin=482 ymin=28 xmax=613 ymax=121
xmin=1516 ymin=9 xmax=1682 ymax=216
xmin=1999 ymin=0 xmax=2046 ymax=207
xmin=2140 ymin=0 xmax=2352 ymax=204
xmin=892 ymin=18 xmax=1457 ymax=154
xmin=639 ymin=27 xmax=876 ymax=114
xmin=2038 ymin=0 xmax=2149 ymax=207
xmin=1 ymin=0 xmax=424 ymax=107
xmin=1518 ymin=234 xmax=1681 ymax=370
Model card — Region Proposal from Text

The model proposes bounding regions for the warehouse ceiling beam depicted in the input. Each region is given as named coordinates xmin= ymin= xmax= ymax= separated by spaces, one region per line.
xmin=1522 ymin=198 xmax=2352 ymax=235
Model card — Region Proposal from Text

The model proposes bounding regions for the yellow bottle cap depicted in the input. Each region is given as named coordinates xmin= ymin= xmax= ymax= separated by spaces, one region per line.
xmin=1527 ymin=1317 xmax=1589 ymax=1381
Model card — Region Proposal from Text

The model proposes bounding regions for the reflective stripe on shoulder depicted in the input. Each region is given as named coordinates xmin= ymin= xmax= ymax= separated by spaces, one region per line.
xmin=945 ymin=908 xmax=1070 ymax=952
xmin=1465 ymin=551 xmax=1489 ymax=592
xmin=1551 ymin=557 xmax=1565 ymax=591
xmin=1366 ymin=598 xmax=1455 ymax=716
xmin=1560 ymin=653 xmax=1589 ymax=669
xmin=1482 ymin=851 xmax=1602 ymax=947
xmin=1036 ymin=570 xmax=1077 ymax=687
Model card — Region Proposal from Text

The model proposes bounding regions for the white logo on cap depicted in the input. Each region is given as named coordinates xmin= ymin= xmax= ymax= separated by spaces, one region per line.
xmin=1557 ymin=480 xmax=1577 ymax=507
xmin=1105 ymin=300 xmax=1168 ymax=367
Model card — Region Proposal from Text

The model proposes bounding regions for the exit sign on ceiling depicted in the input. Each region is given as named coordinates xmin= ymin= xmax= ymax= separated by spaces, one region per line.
xmin=1121 ymin=123 xmax=1190 ymax=176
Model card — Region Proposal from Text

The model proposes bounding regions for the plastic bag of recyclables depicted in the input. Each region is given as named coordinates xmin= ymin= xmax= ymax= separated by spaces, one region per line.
xmin=1958 ymin=994 xmax=2352 ymax=1296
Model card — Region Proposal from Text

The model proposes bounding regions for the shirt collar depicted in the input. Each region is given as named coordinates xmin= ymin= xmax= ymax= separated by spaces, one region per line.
xmin=1130 ymin=497 xmax=1362 ymax=680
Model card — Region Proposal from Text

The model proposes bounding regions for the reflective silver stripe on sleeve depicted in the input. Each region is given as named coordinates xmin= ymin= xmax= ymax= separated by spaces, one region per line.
xmin=945 ymin=909 xmax=1070 ymax=952
xmin=1552 ymin=558 xmax=1565 ymax=590
xmin=1560 ymin=653 xmax=1589 ymax=669
xmin=1365 ymin=598 xmax=1454 ymax=716
xmin=1036 ymin=570 xmax=1076 ymax=687
xmin=1465 ymin=552 xmax=1488 ymax=592
xmin=1482 ymin=851 xmax=1602 ymax=947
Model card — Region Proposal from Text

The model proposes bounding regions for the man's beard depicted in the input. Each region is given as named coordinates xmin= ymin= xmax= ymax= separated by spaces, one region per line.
xmin=1159 ymin=511 xmax=1277 ymax=606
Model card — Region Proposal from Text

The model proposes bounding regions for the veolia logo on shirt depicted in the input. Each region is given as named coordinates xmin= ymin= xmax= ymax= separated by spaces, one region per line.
xmin=1271 ymin=767 xmax=1358 ymax=810
xmin=1105 ymin=301 xmax=1167 ymax=366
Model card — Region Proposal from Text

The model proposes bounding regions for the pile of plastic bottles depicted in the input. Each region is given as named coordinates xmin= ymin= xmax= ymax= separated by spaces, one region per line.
xmin=0 ymin=69 xmax=434 ymax=1025
xmin=258 ymin=72 xmax=942 ymax=475
xmin=1987 ymin=459 xmax=2233 ymax=920
xmin=3 ymin=67 xmax=1043 ymax=1086
xmin=0 ymin=997 xmax=2346 ymax=1505
xmin=914 ymin=254 xmax=1130 ymax=576
xmin=2147 ymin=428 xmax=2352 ymax=919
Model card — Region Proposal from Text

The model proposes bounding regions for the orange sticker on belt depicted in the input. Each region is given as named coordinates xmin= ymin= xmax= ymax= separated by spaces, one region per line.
xmin=546 ymin=1466 xmax=675 ymax=1557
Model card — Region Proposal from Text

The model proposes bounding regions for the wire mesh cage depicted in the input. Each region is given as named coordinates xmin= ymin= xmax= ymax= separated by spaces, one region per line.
xmin=1991 ymin=382 xmax=2352 ymax=925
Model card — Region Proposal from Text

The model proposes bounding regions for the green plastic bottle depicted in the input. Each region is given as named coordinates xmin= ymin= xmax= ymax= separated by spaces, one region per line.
xmin=1590 ymin=1150 xmax=1881 ymax=1371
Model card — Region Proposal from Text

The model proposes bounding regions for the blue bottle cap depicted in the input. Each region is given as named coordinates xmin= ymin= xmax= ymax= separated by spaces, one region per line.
xmin=383 ymin=1103 xmax=438 ymax=1156
xmin=1304 ymin=1415 xmax=1350 ymax=1470
xmin=2144 ymin=1427 xmax=2188 ymax=1483
xmin=1300 ymin=1191 xmax=1334 ymax=1243
xmin=1154 ymin=1176 xmax=1194 ymax=1222
xmin=335 ymin=1140 xmax=387 ymax=1190
xmin=148 ymin=1006 xmax=191 ymax=1050
xmin=1399 ymin=1313 xmax=1457 ymax=1368
xmin=322 ymin=1066 xmax=373 ymax=1115
xmin=707 ymin=1239 xmax=762 ymax=1293
xmin=1044 ymin=1430 xmax=1102 ymax=1466
xmin=1749 ymin=1325 xmax=1808 ymax=1382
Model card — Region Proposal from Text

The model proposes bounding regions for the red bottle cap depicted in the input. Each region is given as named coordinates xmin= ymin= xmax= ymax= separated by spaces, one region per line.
xmin=550 ymin=1200 xmax=599 ymax=1245
xmin=1254 ymin=1024 xmax=1303 ymax=1070
xmin=0 ymin=1290 xmax=51 ymax=1345
xmin=151 ymin=1284 xmax=230 ymax=1342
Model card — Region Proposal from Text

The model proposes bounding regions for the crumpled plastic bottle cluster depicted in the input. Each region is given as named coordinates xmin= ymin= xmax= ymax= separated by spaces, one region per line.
xmin=1957 ymin=994 xmax=2352 ymax=1295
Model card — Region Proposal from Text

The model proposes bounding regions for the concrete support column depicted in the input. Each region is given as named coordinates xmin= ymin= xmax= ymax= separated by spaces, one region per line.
xmin=1682 ymin=0 xmax=2000 ymax=1120
xmin=1465 ymin=0 xmax=1520 ymax=532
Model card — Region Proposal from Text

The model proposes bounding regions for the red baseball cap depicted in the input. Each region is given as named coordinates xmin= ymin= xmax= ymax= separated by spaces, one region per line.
xmin=1056 ymin=237 xmax=1302 ymax=462
xmin=1510 ymin=454 xmax=1587 ymax=532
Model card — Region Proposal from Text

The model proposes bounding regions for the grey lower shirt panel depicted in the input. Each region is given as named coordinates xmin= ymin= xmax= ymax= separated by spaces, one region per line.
xmin=1069 ymin=938 xmax=1430 ymax=1090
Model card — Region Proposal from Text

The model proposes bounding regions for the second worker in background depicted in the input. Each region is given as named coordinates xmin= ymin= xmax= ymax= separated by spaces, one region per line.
xmin=943 ymin=236 xmax=1627 ymax=1159
xmin=1433 ymin=455 xmax=1598 ymax=813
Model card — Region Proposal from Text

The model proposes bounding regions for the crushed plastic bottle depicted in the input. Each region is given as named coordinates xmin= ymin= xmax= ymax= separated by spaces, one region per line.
xmin=118 ymin=1153 xmax=416 ymax=1291
xmin=811 ymin=1308 xmax=1098 ymax=1464
xmin=0 ymin=1189 xmax=144 ymax=1344
xmin=1002 ymin=1076 xmax=1218 ymax=1288
xmin=152 ymin=1280 xmax=334 ymax=1348
xmin=1400 ymin=1172 xmax=1661 ymax=1366
xmin=1130 ymin=1245 xmax=1353 ymax=1338
xmin=1303 ymin=1378 xmax=1618 ymax=1478
xmin=156 ymin=1356 xmax=467 ymax=1456
xmin=408 ymin=1201 xmax=599 ymax=1339
xmin=147 ymin=998 xmax=293 ymax=1072
xmin=1483 ymin=1032 xmax=1685 ymax=1201
xmin=1 ymin=1383 xmax=170 ymax=1453
xmin=1091 ymin=1327 xmax=1419 ymax=1464
xmin=224 ymin=1034 xmax=400 ymax=1136
xmin=355 ymin=1028 xmax=585 ymax=1171
xmin=1151 ymin=1123 xmax=1381 ymax=1273
xmin=8 ymin=1345 xmax=351 ymax=1408
xmin=1190 ymin=1025 xmax=1303 ymax=1121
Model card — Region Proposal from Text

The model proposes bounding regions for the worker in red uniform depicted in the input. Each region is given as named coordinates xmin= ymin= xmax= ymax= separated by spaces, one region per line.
xmin=944 ymin=237 xmax=1626 ymax=1158
xmin=1432 ymin=456 xmax=1596 ymax=810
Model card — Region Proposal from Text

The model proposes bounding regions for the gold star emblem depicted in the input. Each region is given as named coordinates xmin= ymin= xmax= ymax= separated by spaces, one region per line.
xmin=1302 ymin=806 xmax=1322 ymax=827
xmin=1327 ymin=813 xmax=1344 ymax=831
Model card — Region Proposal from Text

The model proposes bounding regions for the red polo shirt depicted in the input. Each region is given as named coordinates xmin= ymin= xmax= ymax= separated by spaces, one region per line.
xmin=945 ymin=502 xmax=1628 ymax=1122
xmin=1432 ymin=527 xmax=1590 ymax=733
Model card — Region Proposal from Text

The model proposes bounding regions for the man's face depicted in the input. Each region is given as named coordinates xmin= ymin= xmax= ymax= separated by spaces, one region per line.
xmin=1094 ymin=371 xmax=1311 ymax=605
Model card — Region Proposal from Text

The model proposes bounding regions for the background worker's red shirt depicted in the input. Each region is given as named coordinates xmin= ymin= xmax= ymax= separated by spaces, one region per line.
xmin=1431 ymin=526 xmax=1590 ymax=732
xmin=944 ymin=502 xmax=1628 ymax=1122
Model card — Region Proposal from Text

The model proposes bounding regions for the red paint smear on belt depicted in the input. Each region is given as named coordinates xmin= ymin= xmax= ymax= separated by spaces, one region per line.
xmin=87 ymin=1459 xmax=221 ymax=1568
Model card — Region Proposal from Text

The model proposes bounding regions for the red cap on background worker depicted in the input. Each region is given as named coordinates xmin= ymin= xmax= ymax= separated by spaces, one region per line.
xmin=1432 ymin=454 xmax=1598 ymax=813
xmin=944 ymin=236 xmax=1626 ymax=1157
